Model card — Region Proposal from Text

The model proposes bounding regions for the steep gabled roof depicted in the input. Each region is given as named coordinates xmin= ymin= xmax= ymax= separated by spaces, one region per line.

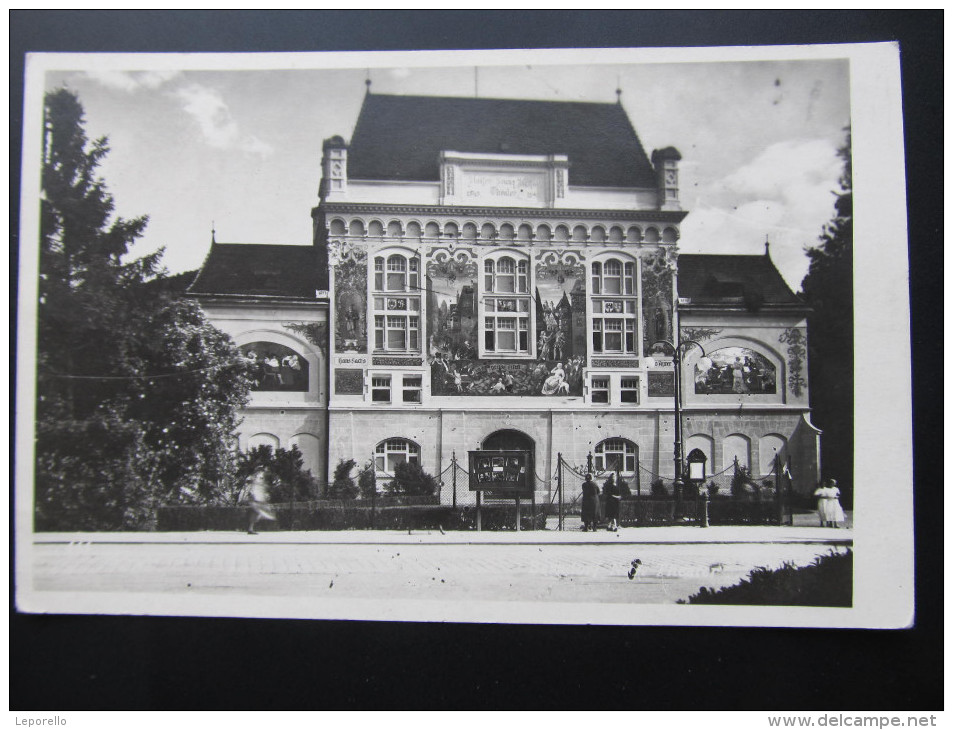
xmin=347 ymin=93 xmax=657 ymax=188
xmin=677 ymin=254 xmax=802 ymax=308
xmin=188 ymin=243 xmax=325 ymax=299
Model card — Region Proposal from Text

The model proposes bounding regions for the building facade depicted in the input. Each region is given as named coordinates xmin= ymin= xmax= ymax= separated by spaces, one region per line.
xmin=190 ymin=91 xmax=820 ymax=500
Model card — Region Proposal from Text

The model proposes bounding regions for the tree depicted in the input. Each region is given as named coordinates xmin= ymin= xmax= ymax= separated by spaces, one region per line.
xmin=327 ymin=458 xmax=359 ymax=500
xmin=800 ymin=129 xmax=853 ymax=504
xmin=34 ymin=89 xmax=252 ymax=530
xmin=384 ymin=461 xmax=440 ymax=497
xmin=234 ymin=445 xmax=318 ymax=504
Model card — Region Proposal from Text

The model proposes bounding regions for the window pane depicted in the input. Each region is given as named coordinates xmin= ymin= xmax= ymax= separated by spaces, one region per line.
xmin=604 ymin=278 xmax=621 ymax=295
xmin=519 ymin=330 xmax=527 ymax=351
xmin=497 ymin=276 xmax=515 ymax=293
xmin=374 ymin=272 xmax=384 ymax=290
xmin=388 ymin=329 xmax=406 ymax=349
xmin=592 ymin=390 xmax=609 ymax=404
xmin=604 ymin=261 xmax=621 ymax=276
xmin=485 ymin=331 xmax=495 ymax=350
xmin=387 ymin=256 xmax=406 ymax=271
xmin=498 ymin=331 xmax=517 ymax=350
xmin=403 ymin=389 xmax=421 ymax=403
xmin=387 ymin=272 xmax=405 ymax=290
xmin=485 ymin=300 xmax=496 ymax=312
xmin=605 ymin=333 xmax=622 ymax=351
xmin=497 ymin=258 xmax=515 ymax=274
xmin=592 ymin=332 xmax=602 ymax=352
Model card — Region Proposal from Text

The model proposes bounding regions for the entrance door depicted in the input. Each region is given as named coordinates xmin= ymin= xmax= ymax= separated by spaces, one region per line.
xmin=481 ymin=429 xmax=535 ymax=491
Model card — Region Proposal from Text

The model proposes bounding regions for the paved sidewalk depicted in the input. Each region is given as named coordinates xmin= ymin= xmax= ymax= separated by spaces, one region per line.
xmin=32 ymin=523 xmax=852 ymax=546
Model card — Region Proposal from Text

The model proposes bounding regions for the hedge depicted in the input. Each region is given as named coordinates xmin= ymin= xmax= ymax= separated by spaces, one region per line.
xmin=156 ymin=503 xmax=546 ymax=532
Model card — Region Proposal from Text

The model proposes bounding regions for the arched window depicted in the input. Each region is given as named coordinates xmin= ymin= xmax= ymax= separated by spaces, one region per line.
xmin=373 ymin=253 xmax=421 ymax=353
xmin=241 ymin=342 xmax=309 ymax=392
xmin=483 ymin=254 xmax=530 ymax=354
xmin=375 ymin=438 xmax=420 ymax=474
xmin=594 ymin=438 xmax=638 ymax=475
xmin=591 ymin=257 xmax=638 ymax=355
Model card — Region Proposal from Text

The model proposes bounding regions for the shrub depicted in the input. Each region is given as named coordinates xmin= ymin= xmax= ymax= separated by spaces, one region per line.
xmin=707 ymin=481 xmax=720 ymax=499
xmin=731 ymin=466 xmax=756 ymax=499
xmin=235 ymin=445 xmax=318 ymax=503
xmin=679 ymin=550 xmax=852 ymax=606
xmin=385 ymin=461 xmax=440 ymax=497
xmin=617 ymin=477 xmax=632 ymax=498
xmin=327 ymin=458 xmax=359 ymax=500
xmin=358 ymin=461 xmax=378 ymax=500
xmin=650 ymin=478 xmax=668 ymax=497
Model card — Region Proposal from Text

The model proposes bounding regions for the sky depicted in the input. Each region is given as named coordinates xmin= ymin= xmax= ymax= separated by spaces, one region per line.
xmin=39 ymin=54 xmax=850 ymax=292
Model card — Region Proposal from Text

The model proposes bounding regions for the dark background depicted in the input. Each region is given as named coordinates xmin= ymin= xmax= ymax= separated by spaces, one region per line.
xmin=10 ymin=10 xmax=942 ymax=710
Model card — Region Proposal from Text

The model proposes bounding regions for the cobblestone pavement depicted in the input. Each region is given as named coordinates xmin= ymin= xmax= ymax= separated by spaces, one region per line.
xmin=31 ymin=539 xmax=850 ymax=604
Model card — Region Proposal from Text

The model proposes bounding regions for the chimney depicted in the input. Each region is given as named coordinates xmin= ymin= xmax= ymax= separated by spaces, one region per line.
xmin=651 ymin=147 xmax=682 ymax=212
xmin=320 ymin=135 xmax=348 ymax=201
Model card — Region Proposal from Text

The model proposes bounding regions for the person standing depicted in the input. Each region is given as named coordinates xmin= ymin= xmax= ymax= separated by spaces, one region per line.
xmin=826 ymin=478 xmax=846 ymax=528
xmin=581 ymin=473 xmax=599 ymax=532
xmin=603 ymin=474 xmax=621 ymax=532
xmin=242 ymin=466 xmax=277 ymax=535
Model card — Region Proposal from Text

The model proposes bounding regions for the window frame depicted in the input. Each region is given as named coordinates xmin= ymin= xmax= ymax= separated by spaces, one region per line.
xmin=374 ymin=438 xmax=421 ymax=474
xmin=481 ymin=252 xmax=532 ymax=358
xmin=372 ymin=251 xmax=422 ymax=354
xmin=594 ymin=438 xmax=638 ymax=476
xmin=590 ymin=256 xmax=638 ymax=356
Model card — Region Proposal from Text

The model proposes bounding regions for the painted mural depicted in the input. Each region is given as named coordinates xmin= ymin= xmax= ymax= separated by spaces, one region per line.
xmin=426 ymin=253 xmax=479 ymax=361
xmin=334 ymin=254 xmax=367 ymax=354
xmin=641 ymin=250 xmax=675 ymax=355
xmin=431 ymin=356 xmax=585 ymax=397
xmin=694 ymin=347 xmax=777 ymax=395
xmin=534 ymin=256 xmax=587 ymax=361
xmin=241 ymin=342 xmax=308 ymax=392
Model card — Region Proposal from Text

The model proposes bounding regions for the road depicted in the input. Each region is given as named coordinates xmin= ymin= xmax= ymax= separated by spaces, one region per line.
xmin=30 ymin=535 xmax=850 ymax=605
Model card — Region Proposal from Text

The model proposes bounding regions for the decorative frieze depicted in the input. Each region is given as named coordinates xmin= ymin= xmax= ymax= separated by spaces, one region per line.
xmin=372 ymin=356 xmax=423 ymax=366
xmin=591 ymin=358 xmax=640 ymax=368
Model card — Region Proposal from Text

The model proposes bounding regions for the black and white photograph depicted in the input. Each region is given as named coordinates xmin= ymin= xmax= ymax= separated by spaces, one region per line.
xmin=15 ymin=39 xmax=914 ymax=634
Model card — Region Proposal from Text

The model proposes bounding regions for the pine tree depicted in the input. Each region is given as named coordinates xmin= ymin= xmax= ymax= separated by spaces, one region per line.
xmin=35 ymin=89 xmax=252 ymax=529
xmin=800 ymin=129 xmax=853 ymax=503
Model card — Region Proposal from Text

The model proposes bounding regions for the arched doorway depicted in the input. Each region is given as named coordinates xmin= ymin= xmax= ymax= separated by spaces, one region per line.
xmin=481 ymin=429 xmax=536 ymax=490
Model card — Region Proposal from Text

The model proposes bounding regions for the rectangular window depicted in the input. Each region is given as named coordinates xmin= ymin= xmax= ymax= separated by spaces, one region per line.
xmin=591 ymin=377 xmax=610 ymax=404
xmin=592 ymin=320 xmax=602 ymax=353
xmin=604 ymin=320 xmax=623 ymax=352
xmin=386 ymin=316 xmax=407 ymax=350
xmin=402 ymin=375 xmax=422 ymax=403
xmin=496 ymin=318 xmax=517 ymax=351
xmin=374 ymin=315 xmax=385 ymax=350
xmin=371 ymin=376 xmax=391 ymax=403
xmin=621 ymin=377 xmax=640 ymax=404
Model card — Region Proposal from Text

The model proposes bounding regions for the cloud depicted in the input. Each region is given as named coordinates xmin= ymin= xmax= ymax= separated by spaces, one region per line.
xmin=680 ymin=139 xmax=843 ymax=290
xmin=173 ymin=83 xmax=272 ymax=157
xmin=84 ymin=69 xmax=181 ymax=92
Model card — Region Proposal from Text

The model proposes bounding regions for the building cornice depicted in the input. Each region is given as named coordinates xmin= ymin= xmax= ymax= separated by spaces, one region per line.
xmin=679 ymin=302 xmax=811 ymax=315
xmin=314 ymin=202 xmax=688 ymax=223
xmin=187 ymin=292 xmax=329 ymax=307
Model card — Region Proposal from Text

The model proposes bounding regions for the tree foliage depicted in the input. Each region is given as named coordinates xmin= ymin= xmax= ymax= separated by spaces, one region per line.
xmin=384 ymin=461 xmax=440 ymax=497
xmin=234 ymin=445 xmax=318 ymax=504
xmin=327 ymin=458 xmax=359 ymax=500
xmin=35 ymin=89 xmax=252 ymax=530
xmin=800 ymin=129 xmax=853 ymax=503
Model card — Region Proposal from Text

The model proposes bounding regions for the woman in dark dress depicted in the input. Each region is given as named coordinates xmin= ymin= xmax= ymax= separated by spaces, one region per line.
xmin=581 ymin=473 xmax=599 ymax=532
xmin=603 ymin=474 xmax=621 ymax=531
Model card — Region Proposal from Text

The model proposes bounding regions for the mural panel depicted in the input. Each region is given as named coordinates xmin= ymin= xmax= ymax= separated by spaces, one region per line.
xmin=641 ymin=250 xmax=675 ymax=355
xmin=333 ymin=252 xmax=367 ymax=354
xmin=694 ymin=347 xmax=777 ymax=395
xmin=535 ymin=256 xmax=587 ymax=361
xmin=431 ymin=356 xmax=585 ymax=397
xmin=426 ymin=253 xmax=479 ymax=361
xmin=647 ymin=370 xmax=675 ymax=397
xmin=241 ymin=342 xmax=308 ymax=392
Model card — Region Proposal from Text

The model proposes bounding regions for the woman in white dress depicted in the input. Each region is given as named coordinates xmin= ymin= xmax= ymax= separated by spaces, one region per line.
xmin=813 ymin=478 xmax=846 ymax=528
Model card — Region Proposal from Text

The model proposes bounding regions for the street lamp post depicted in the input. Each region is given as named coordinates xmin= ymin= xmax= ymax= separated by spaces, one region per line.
xmin=648 ymin=338 xmax=706 ymax=509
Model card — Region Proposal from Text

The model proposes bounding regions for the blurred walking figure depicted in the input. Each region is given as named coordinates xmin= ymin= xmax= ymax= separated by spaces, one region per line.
xmin=581 ymin=473 xmax=599 ymax=532
xmin=241 ymin=466 xmax=277 ymax=534
xmin=603 ymin=474 xmax=621 ymax=532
